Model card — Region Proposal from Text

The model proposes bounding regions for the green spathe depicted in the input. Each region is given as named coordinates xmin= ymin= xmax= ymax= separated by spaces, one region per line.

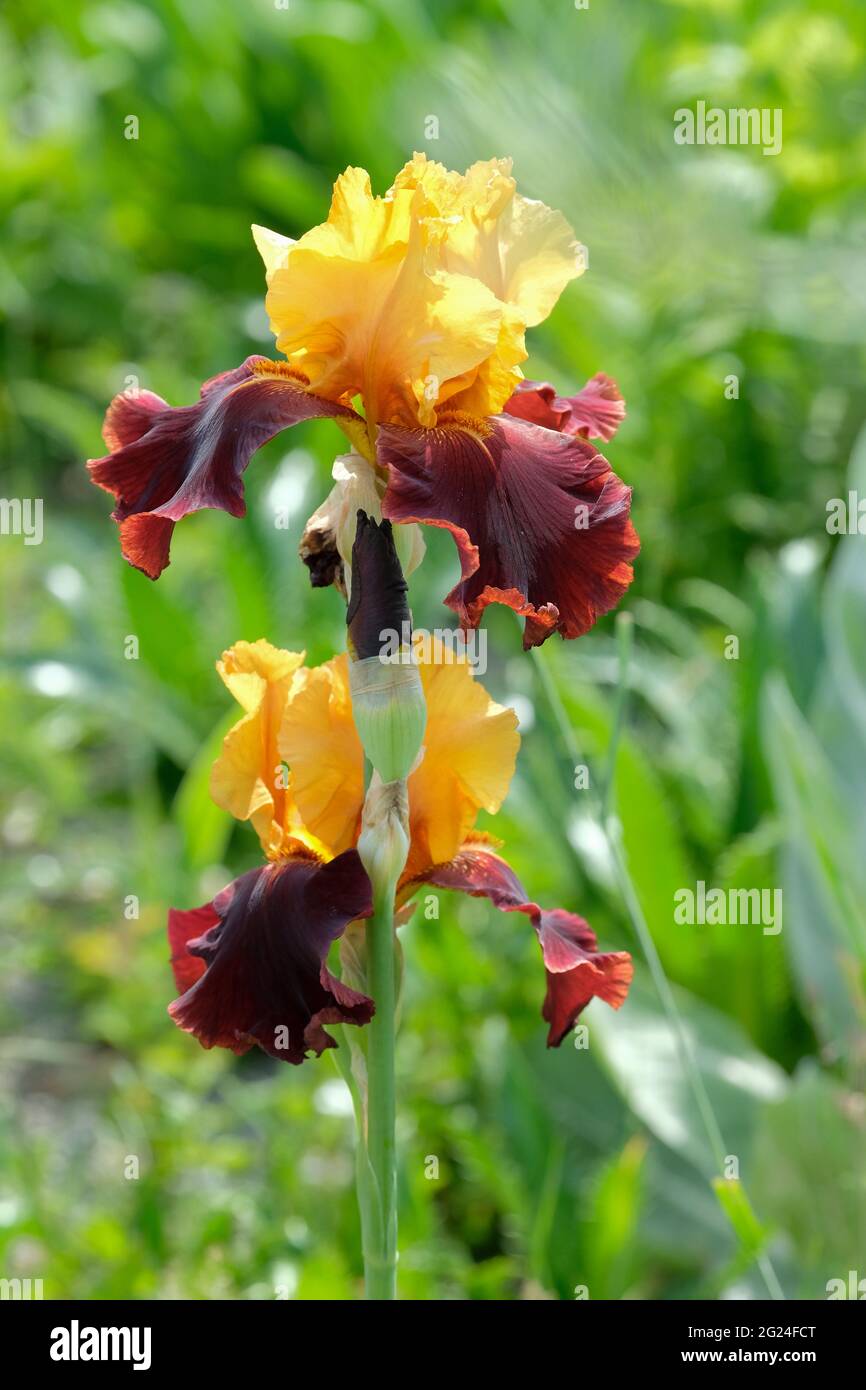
xmin=349 ymin=654 xmax=426 ymax=783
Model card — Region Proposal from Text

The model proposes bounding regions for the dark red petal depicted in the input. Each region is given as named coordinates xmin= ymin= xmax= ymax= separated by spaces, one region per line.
xmin=379 ymin=412 xmax=638 ymax=648
xmin=168 ymin=902 xmax=217 ymax=993
xmin=413 ymin=845 xmax=633 ymax=1046
xmin=535 ymin=909 xmax=634 ymax=1047
xmin=88 ymin=357 xmax=363 ymax=579
xmin=504 ymin=374 xmax=625 ymax=442
xmin=103 ymin=389 xmax=168 ymax=449
xmin=167 ymin=852 xmax=374 ymax=1064
xmin=119 ymin=514 xmax=175 ymax=577
xmin=414 ymin=847 xmax=526 ymax=910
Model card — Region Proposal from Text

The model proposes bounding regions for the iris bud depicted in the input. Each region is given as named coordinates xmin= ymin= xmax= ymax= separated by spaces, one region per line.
xmin=357 ymin=774 xmax=410 ymax=898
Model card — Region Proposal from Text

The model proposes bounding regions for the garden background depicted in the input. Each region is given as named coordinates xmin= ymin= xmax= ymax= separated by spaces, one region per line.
xmin=1 ymin=0 xmax=865 ymax=1299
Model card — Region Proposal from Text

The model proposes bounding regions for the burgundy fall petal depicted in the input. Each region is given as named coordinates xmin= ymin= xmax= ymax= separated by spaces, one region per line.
xmin=167 ymin=852 xmax=374 ymax=1064
xmin=168 ymin=902 xmax=216 ymax=994
xmin=88 ymin=357 xmax=363 ymax=579
xmin=379 ymin=411 xmax=638 ymax=648
xmin=504 ymin=374 xmax=625 ymax=442
xmin=534 ymin=908 xmax=634 ymax=1046
xmin=413 ymin=845 xmax=632 ymax=1046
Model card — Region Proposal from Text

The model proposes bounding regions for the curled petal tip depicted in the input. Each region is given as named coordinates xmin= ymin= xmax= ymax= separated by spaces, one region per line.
xmin=504 ymin=374 xmax=626 ymax=443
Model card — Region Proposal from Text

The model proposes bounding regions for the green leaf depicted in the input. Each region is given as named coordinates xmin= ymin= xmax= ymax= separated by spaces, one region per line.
xmin=762 ymin=672 xmax=866 ymax=1054
xmin=172 ymin=709 xmax=236 ymax=870
xmin=712 ymin=1177 xmax=767 ymax=1259
xmin=751 ymin=1063 xmax=866 ymax=1295
xmin=592 ymin=972 xmax=788 ymax=1174
xmin=121 ymin=563 xmax=211 ymax=706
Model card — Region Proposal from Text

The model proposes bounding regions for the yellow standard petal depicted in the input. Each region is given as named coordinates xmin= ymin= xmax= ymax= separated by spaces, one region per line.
xmin=499 ymin=192 xmax=587 ymax=328
xmin=261 ymin=167 xmax=506 ymax=430
xmin=405 ymin=640 xmax=520 ymax=877
xmin=390 ymin=153 xmax=584 ymax=410
xmin=253 ymin=159 xmax=583 ymax=430
xmin=394 ymin=153 xmax=585 ymax=325
xmin=252 ymin=223 xmax=296 ymax=285
xmin=278 ymin=653 xmax=366 ymax=856
xmin=209 ymin=639 xmax=306 ymax=858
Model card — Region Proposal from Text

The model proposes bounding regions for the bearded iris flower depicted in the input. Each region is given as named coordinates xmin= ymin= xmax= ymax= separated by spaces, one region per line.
xmin=168 ymin=631 xmax=632 ymax=1063
xmin=88 ymin=155 xmax=637 ymax=648
xmin=88 ymin=158 xmax=638 ymax=1297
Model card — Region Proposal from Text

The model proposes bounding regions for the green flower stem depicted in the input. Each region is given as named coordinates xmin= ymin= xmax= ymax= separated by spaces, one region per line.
xmin=363 ymin=870 xmax=399 ymax=1298
xmin=328 ymin=1029 xmax=379 ymax=1288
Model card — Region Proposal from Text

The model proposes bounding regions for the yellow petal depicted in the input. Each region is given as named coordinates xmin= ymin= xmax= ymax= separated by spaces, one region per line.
xmin=264 ymin=167 xmax=506 ymax=428
xmin=399 ymin=265 xmax=507 ymax=429
xmin=390 ymin=154 xmax=582 ymax=407
xmin=263 ymin=166 xmax=413 ymax=399
xmin=391 ymin=154 xmax=515 ymax=238
xmin=444 ymin=304 xmax=527 ymax=419
xmin=252 ymin=223 xmax=296 ymax=285
xmin=217 ymin=638 xmax=303 ymax=712
xmin=210 ymin=640 xmax=305 ymax=855
xmin=500 ymin=194 xmax=586 ymax=328
xmin=302 ymin=166 xmax=413 ymax=260
xmin=210 ymin=707 xmax=272 ymax=828
xmin=405 ymin=643 xmax=520 ymax=875
xmin=257 ymin=160 xmax=582 ymax=427
xmin=278 ymin=653 xmax=365 ymax=855
xmin=404 ymin=159 xmax=584 ymax=326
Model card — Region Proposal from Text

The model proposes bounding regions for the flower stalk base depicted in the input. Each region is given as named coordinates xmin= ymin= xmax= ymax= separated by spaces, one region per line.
xmin=355 ymin=775 xmax=409 ymax=1299
xmin=362 ymin=871 xmax=398 ymax=1299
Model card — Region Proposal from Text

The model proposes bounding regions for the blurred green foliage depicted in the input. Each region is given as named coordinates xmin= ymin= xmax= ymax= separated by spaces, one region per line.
xmin=1 ymin=0 xmax=866 ymax=1300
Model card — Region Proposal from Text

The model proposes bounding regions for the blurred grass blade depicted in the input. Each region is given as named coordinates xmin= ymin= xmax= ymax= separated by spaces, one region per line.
xmin=173 ymin=709 xmax=237 ymax=870
xmin=762 ymin=673 xmax=866 ymax=962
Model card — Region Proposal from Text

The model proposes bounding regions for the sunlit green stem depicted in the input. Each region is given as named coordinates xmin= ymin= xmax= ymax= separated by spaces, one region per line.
xmin=363 ymin=873 xmax=398 ymax=1298
xmin=353 ymin=775 xmax=408 ymax=1298
xmin=328 ymin=1030 xmax=379 ymax=1286
xmin=601 ymin=610 xmax=633 ymax=821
